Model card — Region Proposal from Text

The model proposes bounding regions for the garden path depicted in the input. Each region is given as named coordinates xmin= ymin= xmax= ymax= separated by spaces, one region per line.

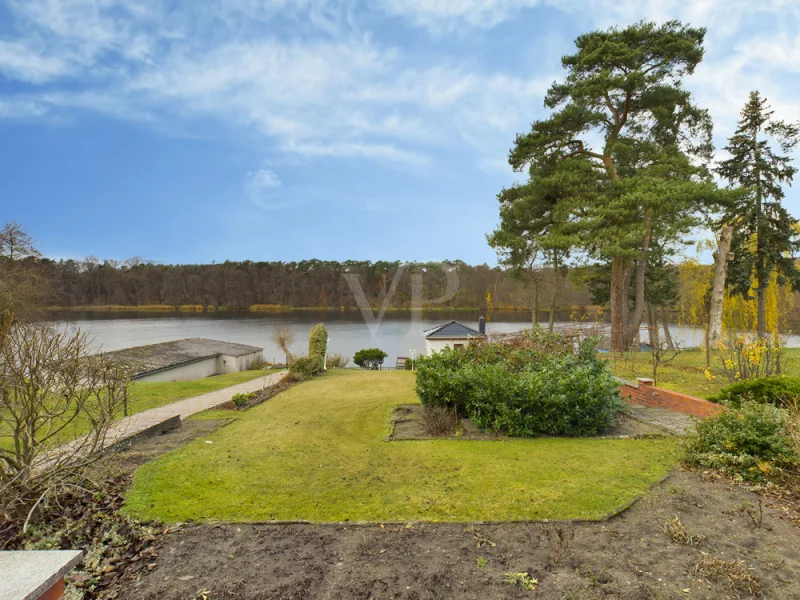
xmin=622 ymin=403 xmax=695 ymax=435
xmin=49 ymin=371 xmax=287 ymax=464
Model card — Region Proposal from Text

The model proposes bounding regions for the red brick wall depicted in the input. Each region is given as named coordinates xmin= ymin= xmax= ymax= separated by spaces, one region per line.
xmin=39 ymin=579 xmax=65 ymax=600
xmin=619 ymin=378 xmax=724 ymax=418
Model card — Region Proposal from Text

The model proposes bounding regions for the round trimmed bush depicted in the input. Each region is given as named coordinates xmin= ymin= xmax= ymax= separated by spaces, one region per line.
xmin=353 ymin=348 xmax=387 ymax=370
xmin=707 ymin=376 xmax=800 ymax=408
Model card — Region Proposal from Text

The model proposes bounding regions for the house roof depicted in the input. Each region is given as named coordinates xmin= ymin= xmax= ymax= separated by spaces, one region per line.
xmin=424 ymin=320 xmax=483 ymax=339
xmin=101 ymin=338 xmax=263 ymax=378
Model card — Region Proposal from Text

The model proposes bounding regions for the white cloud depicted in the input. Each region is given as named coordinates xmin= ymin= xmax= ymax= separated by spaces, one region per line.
xmin=0 ymin=41 xmax=72 ymax=83
xmin=379 ymin=0 xmax=543 ymax=31
xmin=1 ymin=0 xmax=799 ymax=179
xmin=245 ymin=168 xmax=292 ymax=209
xmin=247 ymin=168 xmax=282 ymax=191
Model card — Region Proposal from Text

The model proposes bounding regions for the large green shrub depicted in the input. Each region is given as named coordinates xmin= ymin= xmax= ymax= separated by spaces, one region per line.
xmin=707 ymin=376 xmax=800 ymax=408
xmin=682 ymin=401 xmax=798 ymax=481
xmin=415 ymin=356 xmax=475 ymax=414
xmin=353 ymin=348 xmax=388 ymax=370
xmin=464 ymin=357 xmax=621 ymax=437
xmin=288 ymin=355 xmax=323 ymax=379
xmin=308 ymin=323 xmax=328 ymax=363
xmin=415 ymin=331 xmax=621 ymax=437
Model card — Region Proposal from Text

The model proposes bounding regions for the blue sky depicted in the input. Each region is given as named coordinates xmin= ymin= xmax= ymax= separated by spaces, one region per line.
xmin=1 ymin=1 xmax=799 ymax=265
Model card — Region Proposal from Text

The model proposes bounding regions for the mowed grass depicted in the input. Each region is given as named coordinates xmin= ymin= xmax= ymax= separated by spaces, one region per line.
xmin=607 ymin=349 xmax=800 ymax=398
xmin=125 ymin=370 xmax=678 ymax=523
xmin=126 ymin=370 xmax=273 ymax=414
xmin=0 ymin=370 xmax=272 ymax=450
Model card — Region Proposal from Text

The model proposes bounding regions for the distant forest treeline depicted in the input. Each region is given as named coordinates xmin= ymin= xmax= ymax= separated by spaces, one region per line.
xmin=27 ymin=257 xmax=592 ymax=312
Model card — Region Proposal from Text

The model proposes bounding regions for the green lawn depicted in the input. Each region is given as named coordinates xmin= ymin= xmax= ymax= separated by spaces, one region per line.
xmin=125 ymin=370 xmax=677 ymax=523
xmin=126 ymin=370 xmax=274 ymax=415
xmin=607 ymin=349 xmax=800 ymax=398
xmin=0 ymin=370 xmax=273 ymax=451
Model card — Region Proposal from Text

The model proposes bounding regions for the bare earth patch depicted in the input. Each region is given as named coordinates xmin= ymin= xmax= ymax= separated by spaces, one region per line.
xmin=121 ymin=469 xmax=800 ymax=599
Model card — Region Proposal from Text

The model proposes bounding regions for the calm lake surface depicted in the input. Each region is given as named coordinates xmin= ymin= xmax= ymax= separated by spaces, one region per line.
xmin=43 ymin=310 xmax=749 ymax=362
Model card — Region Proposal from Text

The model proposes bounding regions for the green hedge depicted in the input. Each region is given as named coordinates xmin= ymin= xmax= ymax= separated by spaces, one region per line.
xmin=682 ymin=401 xmax=798 ymax=481
xmin=707 ymin=376 xmax=800 ymax=408
xmin=289 ymin=355 xmax=323 ymax=378
xmin=414 ymin=331 xmax=621 ymax=437
xmin=308 ymin=324 xmax=328 ymax=363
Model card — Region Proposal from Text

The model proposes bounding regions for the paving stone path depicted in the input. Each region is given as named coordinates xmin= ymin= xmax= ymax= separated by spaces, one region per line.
xmin=47 ymin=371 xmax=287 ymax=465
xmin=106 ymin=371 xmax=287 ymax=446
xmin=622 ymin=403 xmax=696 ymax=435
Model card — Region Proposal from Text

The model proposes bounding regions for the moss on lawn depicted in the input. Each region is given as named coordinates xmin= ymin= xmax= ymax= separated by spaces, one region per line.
xmin=125 ymin=370 xmax=677 ymax=523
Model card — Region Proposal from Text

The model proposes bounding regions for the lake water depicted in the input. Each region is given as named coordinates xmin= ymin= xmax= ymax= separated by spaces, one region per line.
xmin=44 ymin=310 xmax=743 ymax=363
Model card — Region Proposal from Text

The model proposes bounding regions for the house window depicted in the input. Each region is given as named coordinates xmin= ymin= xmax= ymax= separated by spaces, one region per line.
xmin=453 ymin=343 xmax=464 ymax=349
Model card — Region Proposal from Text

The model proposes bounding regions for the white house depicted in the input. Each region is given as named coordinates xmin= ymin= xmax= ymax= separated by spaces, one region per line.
xmin=424 ymin=318 xmax=486 ymax=355
xmin=102 ymin=338 xmax=264 ymax=382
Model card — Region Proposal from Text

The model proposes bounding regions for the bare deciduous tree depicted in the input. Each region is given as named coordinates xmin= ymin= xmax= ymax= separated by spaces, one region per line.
xmin=649 ymin=334 xmax=682 ymax=387
xmin=269 ymin=326 xmax=295 ymax=365
xmin=0 ymin=309 xmax=130 ymax=527
xmin=0 ymin=221 xmax=41 ymax=261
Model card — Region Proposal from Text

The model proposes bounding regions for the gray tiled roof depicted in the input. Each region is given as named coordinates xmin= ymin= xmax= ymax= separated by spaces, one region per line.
xmin=424 ymin=320 xmax=482 ymax=339
xmin=102 ymin=338 xmax=263 ymax=378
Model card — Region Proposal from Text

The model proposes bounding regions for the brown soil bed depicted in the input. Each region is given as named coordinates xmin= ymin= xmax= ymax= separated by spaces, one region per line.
xmin=124 ymin=469 xmax=800 ymax=600
xmin=216 ymin=377 xmax=297 ymax=411
xmin=389 ymin=404 xmax=667 ymax=441
xmin=0 ymin=419 xmax=235 ymax=599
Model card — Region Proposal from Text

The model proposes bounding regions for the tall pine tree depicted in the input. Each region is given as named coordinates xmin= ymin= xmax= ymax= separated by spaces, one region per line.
xmin=716 ymin=91 xmax=800 ymax=337
xmin=507 ymin=21 xmax=716 ymax=350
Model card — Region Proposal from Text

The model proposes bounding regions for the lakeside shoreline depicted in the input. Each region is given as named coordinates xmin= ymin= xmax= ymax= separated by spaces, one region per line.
xmin=41 ymin=304 xmax=602 ymax=314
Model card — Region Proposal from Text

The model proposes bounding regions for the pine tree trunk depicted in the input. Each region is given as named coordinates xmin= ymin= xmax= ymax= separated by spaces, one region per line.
xmin=623 ymin=212 xmax=652 ymax=349
xmin=610 ymin=256 xmax=625 ymax=352
xmin=548 ymin=253 xmax=559 ymax=332
xmin=757 ymin=272 xmax=767 ymax=338
xmin=647 ymin=303 xmax=659 ymax=348
xmin=753 ymin=123 xmax=768 ymax=340
xmin=707 ymin=225 xmax=733 ymax=365
xmin=532 ymin=286 xmax=540 ymax=328
xmin=660 ymin=307 xmax=674 ymax=348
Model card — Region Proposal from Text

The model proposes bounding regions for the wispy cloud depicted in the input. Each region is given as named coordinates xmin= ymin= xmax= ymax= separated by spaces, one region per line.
xmin=245 ymin=167 xmax=291 ymax=210
xmin=0 ymin=41 xmax=73 ymax=83
xmin=1 ymin=0 xmax=799 ymax=179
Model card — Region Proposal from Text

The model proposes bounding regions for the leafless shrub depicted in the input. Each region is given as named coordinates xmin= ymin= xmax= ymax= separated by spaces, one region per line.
xmin=281 ymin=370 xmax=305 ymax=383
xmin=0 ymin=310 xmax=130 ymax=530
xmin=545 ymin=525 xmax=575 ymax=565
xmin=784 ymin=395 xmax=800 ymax=458
xmin=326 ymin=353 xmax=349 ymax=369
xmin=693 ymin=554 xmax=761 ymax=596
xmin=649 ymin=336 xmax=681 ymax=387
xmin=661 ymin=516 xmax=705 ymax=546
xmin=270 ymin=326 xmax=295 ymax=365
xmin=420 ymin=406 xmax=461 ymax=436
xmin=738 ymin=499 xmax=764 ymax=529
xmin=247 ymin=358 xmax=271 ymax=370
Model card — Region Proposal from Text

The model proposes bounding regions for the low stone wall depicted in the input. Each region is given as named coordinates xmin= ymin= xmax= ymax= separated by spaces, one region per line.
xmin=618 ymin=377 xmax=724 ymax=418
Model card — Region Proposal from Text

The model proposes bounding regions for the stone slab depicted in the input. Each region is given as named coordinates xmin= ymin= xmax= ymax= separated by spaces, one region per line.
xmin=0 ymin=550 xmax=82 ymax=600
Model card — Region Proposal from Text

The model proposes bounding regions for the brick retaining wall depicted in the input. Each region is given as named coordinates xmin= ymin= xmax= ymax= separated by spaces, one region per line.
xmin=618 ymin=377 xmax=724 ymax=418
